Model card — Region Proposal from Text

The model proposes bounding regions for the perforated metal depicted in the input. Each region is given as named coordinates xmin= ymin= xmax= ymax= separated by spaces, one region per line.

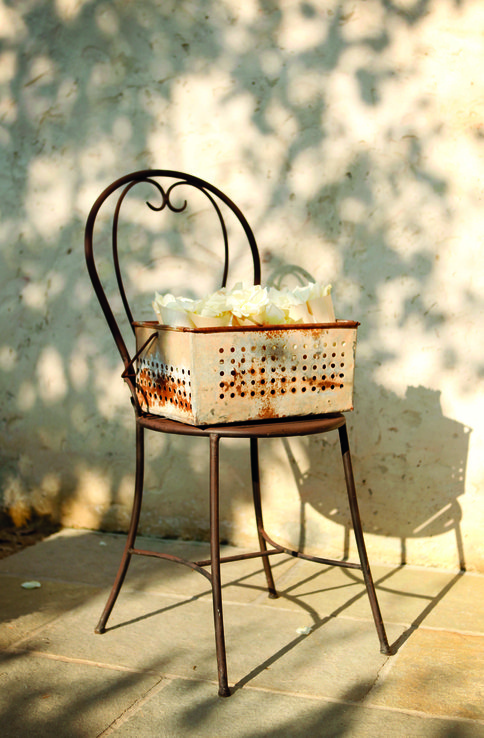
xmin=135 ymin=321 xmax=358 ymax=426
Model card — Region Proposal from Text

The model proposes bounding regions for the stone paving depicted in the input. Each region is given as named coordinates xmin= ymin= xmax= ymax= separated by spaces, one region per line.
xmin=0 ymin=529 xmax=483 ymax=737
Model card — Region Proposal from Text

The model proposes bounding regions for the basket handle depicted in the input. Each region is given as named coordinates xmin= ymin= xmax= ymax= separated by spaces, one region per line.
xmin=121 ymin=331 xmax=158 ymax=380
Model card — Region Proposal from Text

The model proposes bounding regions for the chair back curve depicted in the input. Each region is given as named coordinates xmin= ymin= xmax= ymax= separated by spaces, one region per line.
xmin=84 ymin=169 xmax=261 ymax=398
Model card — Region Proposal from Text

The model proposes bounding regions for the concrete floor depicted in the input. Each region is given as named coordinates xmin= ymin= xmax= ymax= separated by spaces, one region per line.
xmin=0 ymin=528 xmax=483 ymax=737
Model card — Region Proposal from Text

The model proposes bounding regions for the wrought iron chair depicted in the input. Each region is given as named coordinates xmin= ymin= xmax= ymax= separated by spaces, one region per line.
xmin=84 ymin=170 xmax=391 ymax=697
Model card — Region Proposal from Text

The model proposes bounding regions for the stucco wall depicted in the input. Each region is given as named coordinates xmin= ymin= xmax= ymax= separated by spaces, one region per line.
xmin=1 ymin=0 xmax=483 ymax=571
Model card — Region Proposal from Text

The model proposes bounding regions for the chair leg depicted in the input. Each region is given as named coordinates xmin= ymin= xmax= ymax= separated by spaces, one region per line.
xmin=338 ymin=423 xmax=392 ymax=655
xmin=95 ymin=423 xmax=145 ymax=634
xmin=209 ymin=434 xmax=231 ymax=697
xmin=250 ymin=438 xmax=278 ymax=598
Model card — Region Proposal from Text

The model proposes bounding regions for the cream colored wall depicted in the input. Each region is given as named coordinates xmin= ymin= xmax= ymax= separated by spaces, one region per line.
xmin=1 ymin=0 xmax=483 ymax=571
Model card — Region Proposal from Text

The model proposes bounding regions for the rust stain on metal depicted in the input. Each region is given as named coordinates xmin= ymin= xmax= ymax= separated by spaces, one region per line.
xmin=134 ymin=321 xmax=357 ymax=425
xmin=136 ymin=367 xmax=192 ymax=414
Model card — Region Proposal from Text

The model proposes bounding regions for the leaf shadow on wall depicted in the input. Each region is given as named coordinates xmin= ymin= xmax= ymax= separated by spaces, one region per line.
xmin=0 ymin=0 xmax=477 ymax=553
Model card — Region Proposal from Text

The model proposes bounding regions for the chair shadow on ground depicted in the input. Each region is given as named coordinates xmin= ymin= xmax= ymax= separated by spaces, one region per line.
xmin=103 ymin=543 xmax=463 ymax=693
xmin=101 ymin=551 xmax=465 ymax=695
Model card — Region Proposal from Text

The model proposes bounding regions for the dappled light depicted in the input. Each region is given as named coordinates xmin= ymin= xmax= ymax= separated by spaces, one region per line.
xmin=0 ymin=0 xmax=483 ymax=570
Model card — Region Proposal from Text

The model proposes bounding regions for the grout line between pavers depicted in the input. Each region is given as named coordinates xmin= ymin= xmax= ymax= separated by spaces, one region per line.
xmin=96 ymin=676 xmax=170 ymax=737
xmin=4 ymin=643 xmax=484 ymax=727
xmin=4 ymin=646 xmax=232 ymax=692
xmin=236 ymin=682 xmax=484 ymax=726
xmin=2 ymin=575 xmax=482 ymax=638
xmin=1 ymin=600 xmax=103 ymax=651
xmin=4 ymin=646 xmax=166 ymax=676
xmin=22 ymin=649 xmax=484 ymax=730
xmin=3 ymin=574 xmax=481 ymax=637
xmin=100 ymin=673 xmax=484 ymax=731
xmin=416 ymin=623 xmax=484 ymax=637
xmin=358 ymin=640 xmax=400 ymax=704
xmin=1 ymin=611 xmax=88 ymax=652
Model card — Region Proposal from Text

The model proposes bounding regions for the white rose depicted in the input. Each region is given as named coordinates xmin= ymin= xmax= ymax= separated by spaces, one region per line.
xmin=152 ymin=280 xmax=335 ymax=328
xmin=152 ymin=292 xmax=196 ymax=327
xmin=261 ymin=301 xmax=287 ymax=324
xmin=192 ymin=288 xmax=229 ymax=317
xmin=268 ymin=287 xmax=298 ymax=310
xmin=226 ymin=284 xmax=270 ymax=321
xmin=293 ymin=282 xmax=332 ymax=302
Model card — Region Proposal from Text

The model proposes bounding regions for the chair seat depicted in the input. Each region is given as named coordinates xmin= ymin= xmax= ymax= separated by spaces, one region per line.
xmin=138 ymin=411 xmax=346 ymax=438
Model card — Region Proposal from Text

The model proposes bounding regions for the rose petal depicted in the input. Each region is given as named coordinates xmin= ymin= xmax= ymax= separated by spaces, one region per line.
xmin=21 ymin=581 xmax=41 ymax=589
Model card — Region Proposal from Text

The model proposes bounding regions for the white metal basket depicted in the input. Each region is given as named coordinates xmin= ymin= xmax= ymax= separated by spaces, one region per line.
xmin=134 ymin=321 xmax=358 ymax=426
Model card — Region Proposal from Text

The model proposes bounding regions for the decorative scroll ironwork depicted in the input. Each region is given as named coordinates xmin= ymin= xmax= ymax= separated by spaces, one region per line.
xmin=84 ymin=169 xmax=261 ymax=410
xmin=146 ymin=180 xmax=188 ymax=213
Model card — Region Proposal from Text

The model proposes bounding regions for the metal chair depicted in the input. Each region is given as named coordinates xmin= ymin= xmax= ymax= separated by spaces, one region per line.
xmin=84 ymin=170 xmax=391 ymax=697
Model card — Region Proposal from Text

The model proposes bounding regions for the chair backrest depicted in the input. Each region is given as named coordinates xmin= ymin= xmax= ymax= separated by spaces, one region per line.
xmin=84 ymin=169 xmax=261 ymax=380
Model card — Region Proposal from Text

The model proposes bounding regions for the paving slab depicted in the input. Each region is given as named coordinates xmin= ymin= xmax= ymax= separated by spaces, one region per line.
xmin=0 ymin=529 xmax=298 ymax=604
xmin=0 ymin=649 xmax=162 ymax=738
xmin=9 ymin=590 xmax=215 ymax=678
xmin=0 ymin=530 xmax=214 ymax=593
xmin=107 ymin=677 xmax=484 ymax=738
xmin=263 ymin=558 xmax=464 ymax=626
xmin=367 ymin=628 xmax=484 ymax=721
xmin=228 ymin=611 xmax=403 ymax=698
xmin=0 ymin=575 xmax=100 ymax=649
xmin=10 ymin=584 xmax=403 ymax=700
xmin=1 ymin=530 xmax=484 ymax=737
xmin=422 ymin=571 xmax=484 ymax=633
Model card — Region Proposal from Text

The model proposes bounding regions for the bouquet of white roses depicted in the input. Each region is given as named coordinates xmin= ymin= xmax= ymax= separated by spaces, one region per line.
xmin=152 ymin=281 xmax=335 ymax=328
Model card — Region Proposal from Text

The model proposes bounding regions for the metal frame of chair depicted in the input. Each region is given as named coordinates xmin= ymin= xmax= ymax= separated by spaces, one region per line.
xmin=85 ymin=169 xmax=391 ymax=697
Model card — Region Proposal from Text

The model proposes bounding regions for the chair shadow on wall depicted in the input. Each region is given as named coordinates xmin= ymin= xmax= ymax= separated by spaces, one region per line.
xmin=279 ymin=384 xmax=470 ymax=645
xmin=265 ymin=266 xmax=470 ymax=570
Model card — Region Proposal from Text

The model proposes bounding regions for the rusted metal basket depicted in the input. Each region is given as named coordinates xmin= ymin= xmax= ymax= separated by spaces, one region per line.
xmin=134 ymin=320 xmax=358 ymax=426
